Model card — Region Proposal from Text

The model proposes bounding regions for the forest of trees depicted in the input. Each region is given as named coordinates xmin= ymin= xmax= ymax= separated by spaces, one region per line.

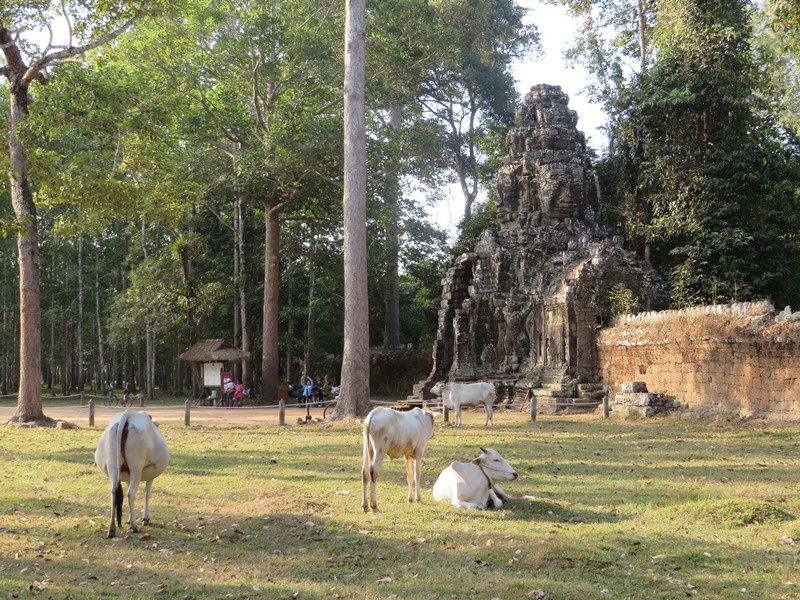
xmin=1 ymin=0 xmax=798 ymax=420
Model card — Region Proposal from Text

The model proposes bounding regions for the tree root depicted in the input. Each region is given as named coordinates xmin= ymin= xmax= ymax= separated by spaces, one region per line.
xmin=5 ymin=416 xmax=78 ymax=429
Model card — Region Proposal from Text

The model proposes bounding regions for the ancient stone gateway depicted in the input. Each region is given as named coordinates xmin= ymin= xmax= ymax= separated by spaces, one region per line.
xmin=415 ymin=84 xmax=668 ymax=411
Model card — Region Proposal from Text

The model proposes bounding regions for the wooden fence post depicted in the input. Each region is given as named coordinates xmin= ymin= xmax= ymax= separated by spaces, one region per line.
xmin=602 ymin=394 xmax=609 ymax=419
xmin=443 ymin=405 xmax=450 ymax=423
xmin=530 ymin=394 xmax=537 ymax=422
xmin=88 ymin=399 xmax=95 ymax=427
xmin=139 ymin=395 xmax=144 ymax=407
xmin=279 ymin=399 xmax=286 ymax=426
xmin=184 ymin=400 xmax=191 ymax=427
xmin=80 ymin=391 xmax=85 ymax=406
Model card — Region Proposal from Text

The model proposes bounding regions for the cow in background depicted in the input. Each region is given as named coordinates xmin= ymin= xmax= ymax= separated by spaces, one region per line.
xmin=431 ymin=381 xmax=496 ymax=426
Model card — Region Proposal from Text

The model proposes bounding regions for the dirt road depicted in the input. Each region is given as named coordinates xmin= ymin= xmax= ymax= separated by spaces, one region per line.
xmin=0 ymin=404 xmax=330 ymax=428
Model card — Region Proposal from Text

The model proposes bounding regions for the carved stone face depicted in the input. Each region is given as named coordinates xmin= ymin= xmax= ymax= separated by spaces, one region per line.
xmin=496 ymin=87 xmax=588 ymax=231
xmin=495 ymin=164 xmax=519 ymax=225
xmin=537 ymin=164 xmax=578 ymax=223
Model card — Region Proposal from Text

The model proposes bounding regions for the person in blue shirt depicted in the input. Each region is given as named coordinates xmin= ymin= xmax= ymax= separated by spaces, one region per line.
xmin=301 ymin=375 xmax=315 ymax=405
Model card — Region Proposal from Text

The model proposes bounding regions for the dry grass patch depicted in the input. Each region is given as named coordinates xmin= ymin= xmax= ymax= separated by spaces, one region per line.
xmin=1 ymin=411 xmax=800 ymax=599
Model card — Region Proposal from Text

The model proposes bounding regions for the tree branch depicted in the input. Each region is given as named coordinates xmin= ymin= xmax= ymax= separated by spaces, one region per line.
xmin=22 ymin=11 xmax=143 ymax=84
xmin=204 ymin=203 xmax=235 ymax=232
xmin=61 ymin=0 xmax=74 ymax=49
xmin=0 ymin=27 xmax=27 ymax=76
xmin=251 ymin=56 xmax=267 ymax=131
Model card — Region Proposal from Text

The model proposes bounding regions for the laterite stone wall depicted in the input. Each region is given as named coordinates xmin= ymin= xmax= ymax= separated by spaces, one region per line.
xmin=597 ymin=302 xmax=800 ymax=418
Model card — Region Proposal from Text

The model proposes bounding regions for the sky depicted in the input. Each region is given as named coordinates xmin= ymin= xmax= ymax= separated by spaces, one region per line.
xmin=427 ymin=0 xmax=607 ymax=242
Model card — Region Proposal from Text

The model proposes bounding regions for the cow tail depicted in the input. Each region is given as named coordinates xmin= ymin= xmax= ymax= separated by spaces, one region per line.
xmin=114 ymin=481 xmax=123 ymax=527
xmin=108 ymin=411 xmax=130 ymax=527
xmin=362 ymin=423 xmax=372 ymax=482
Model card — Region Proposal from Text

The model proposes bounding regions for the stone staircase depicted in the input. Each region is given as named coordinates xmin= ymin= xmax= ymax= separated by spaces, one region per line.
xmin=530 ymin=369 xmax=605 ymax=414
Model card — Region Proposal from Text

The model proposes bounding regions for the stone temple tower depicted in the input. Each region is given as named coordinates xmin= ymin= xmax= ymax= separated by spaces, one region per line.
xmin=415 ymin=84 xmax=668 ymax=409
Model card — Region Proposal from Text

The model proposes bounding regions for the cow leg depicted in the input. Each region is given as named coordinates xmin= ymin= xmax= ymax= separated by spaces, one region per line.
xmin=370 ymin=452 xmax=384 ymax=511
xmin=486 ymin=403 xmax=494 ymax=427
xmin=127 ymin=472 xmax=141 ymax=533
xmin=488 ymin=488 xmax=504 ymax=508
xmin=454 ymin=498 xmax=484 ymax=510
xmin=142 ymin=480 xmax=153 ymax=525
xmin=361 ymin=464 xmax=370 ymax=513
xmin=455 ymin=405 xmax=461 ymax=427
xmin=362 ymin=438 xmax=374 ymax=513
xmin=405 ymin=457 xmax=415 ymax=503
xmin=412 ymin=455 xmax=422 ymax=503
xmin=493 ymin=483 xmax=511 ymax=502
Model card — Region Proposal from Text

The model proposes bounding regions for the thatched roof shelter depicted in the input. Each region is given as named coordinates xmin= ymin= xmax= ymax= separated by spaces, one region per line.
xmin=177 ymin=339 xmax=250 ymax=363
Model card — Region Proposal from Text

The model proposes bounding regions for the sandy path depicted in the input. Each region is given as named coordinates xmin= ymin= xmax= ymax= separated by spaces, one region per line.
xmin=0 ymin=404 xmax=331 ymax=428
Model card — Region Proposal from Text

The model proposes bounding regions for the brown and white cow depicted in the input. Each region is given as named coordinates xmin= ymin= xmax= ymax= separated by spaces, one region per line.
xmin=361 ymin=407 xmax=439 ymax=512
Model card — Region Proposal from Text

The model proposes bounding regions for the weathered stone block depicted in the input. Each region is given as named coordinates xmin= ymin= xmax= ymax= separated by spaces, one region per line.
xmin=621 ymin=381 xmax=648 ymax=393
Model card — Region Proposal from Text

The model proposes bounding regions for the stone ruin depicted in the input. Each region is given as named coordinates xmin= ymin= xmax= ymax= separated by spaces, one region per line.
xmin=414 ymin=84 xmax=668 ymax=411
xmin=610 ymin=381 xmax=677 ymax=418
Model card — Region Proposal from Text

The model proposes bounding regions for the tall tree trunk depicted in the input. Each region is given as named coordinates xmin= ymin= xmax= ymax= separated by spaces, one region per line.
xmin=2 ymin=300 xmax=7 ymax=395
xmin=237 ymin=189 xmax=250 ymax=386
xmin=141 ymin=220 xmax=154 ymax=400
xmin=48 ymin=254 xmax=55 ymax=394
xmin=147 ymin=332 xmax=155 ymax=399
xmin=77 ymin=236 xmax=84 ymax=391
xmin=636 ymin=0 xmax=647 ymax=73
xmin=285 ymin=272 xmax=294 ymax=383
xmin=233 ymin=200 xmax=240 ymax=379
xmin=49 ymin=312 xmax=55 ymax=395
xmin=384 ymin=103 xmax=402 ymax=348
xmin=333 ymin=0 xmax=370 ymax=419
xmin=62 ymin=319 xmax=71 ymax=396
xmin=634 ymin=0 xmax=650 ymax=260
xmin=304 ymin=266 xmax=316 ymax=378
xmin=261 ymin=202 xmax=281 ymax=403
xmin=95 ymin=258 xmax=105 ymax=388
xmin=7 ymin=80 xmax=45 ymax=422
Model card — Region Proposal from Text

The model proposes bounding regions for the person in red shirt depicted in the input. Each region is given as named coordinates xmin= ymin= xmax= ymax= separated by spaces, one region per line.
xmin=233 ymin=381 xmax=246 ymax=406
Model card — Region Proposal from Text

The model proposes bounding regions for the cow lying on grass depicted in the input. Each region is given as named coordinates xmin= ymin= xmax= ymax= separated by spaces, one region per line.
xmin=361 ymin=406 xmax=439 ymax=512
xmin=432 ymin=447 xmax=517 ymax=509
xmin=431 ymin=381 xmax=496 ymax=427
xmin=95 ymin=410 xmax=169 ymax=538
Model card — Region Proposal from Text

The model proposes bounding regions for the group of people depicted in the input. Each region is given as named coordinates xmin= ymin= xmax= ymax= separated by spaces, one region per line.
xmin=222 ymin=378 xmax=248 ymax=408
xmin=275 ymin=374 xmax=340 ymax=406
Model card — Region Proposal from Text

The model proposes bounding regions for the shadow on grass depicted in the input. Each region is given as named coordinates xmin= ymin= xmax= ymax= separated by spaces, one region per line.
xmin=2 ymin=505 xmax=795 ymax=600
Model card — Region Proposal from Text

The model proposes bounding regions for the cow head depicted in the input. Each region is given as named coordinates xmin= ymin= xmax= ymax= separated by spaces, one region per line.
xmin=475 ymin=447 xmax=518 ymax=480
xmin=422 ymin=409 xmax=441 ymax=425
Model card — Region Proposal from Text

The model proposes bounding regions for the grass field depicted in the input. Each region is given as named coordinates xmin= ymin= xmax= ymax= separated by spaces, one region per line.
xmin=2 ymin=411 xmax=800 ymax=599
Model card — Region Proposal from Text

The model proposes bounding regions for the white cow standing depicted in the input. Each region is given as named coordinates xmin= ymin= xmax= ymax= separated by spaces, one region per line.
xmin=433 ymin=447 xmax=518 ymax=509
xmin=431 ymin=381 xmax=496 ymax=427
xmin=95 ymin=410 xmax=169 ymax=538
xmin=361 ymin=407 xmax=439 ymax=512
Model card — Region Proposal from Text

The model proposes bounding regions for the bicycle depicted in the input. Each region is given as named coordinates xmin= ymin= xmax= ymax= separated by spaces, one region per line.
xmin=103 ymin=388 xmax=119 ymax=407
